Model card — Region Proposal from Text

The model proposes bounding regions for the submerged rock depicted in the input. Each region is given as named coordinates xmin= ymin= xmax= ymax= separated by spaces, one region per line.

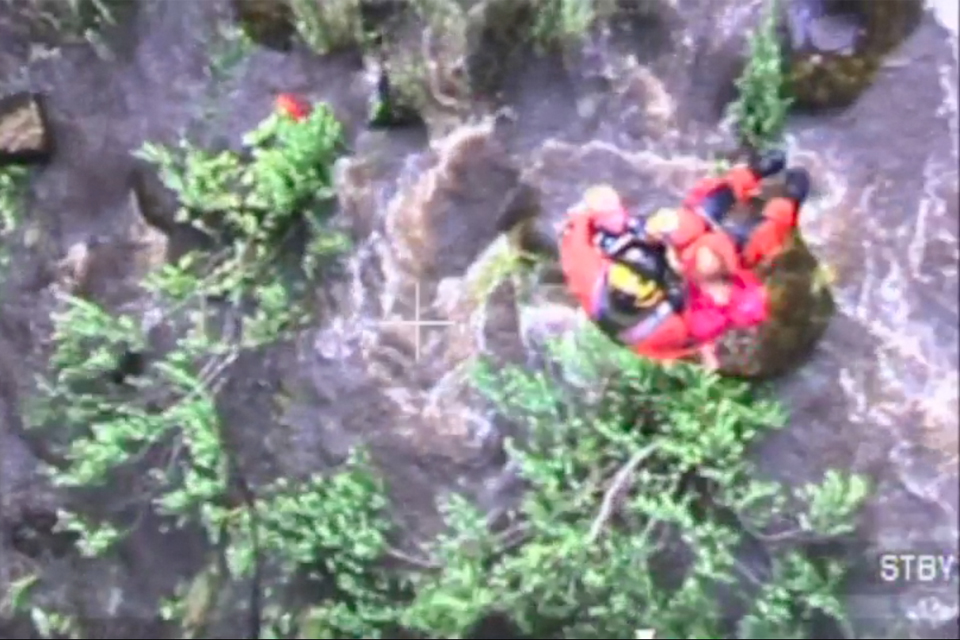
xmin=0 ymin=92 xmax=52 ymax=165
xmin=783 ymin=0 xmax=923 ymax=110
xmin=385 ymin=122 xmax=524 ymax=278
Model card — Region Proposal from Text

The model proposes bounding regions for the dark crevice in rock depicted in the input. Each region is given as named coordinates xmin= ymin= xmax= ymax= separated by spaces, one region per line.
xmin=3 ymin=507 xmax=78 ymax=559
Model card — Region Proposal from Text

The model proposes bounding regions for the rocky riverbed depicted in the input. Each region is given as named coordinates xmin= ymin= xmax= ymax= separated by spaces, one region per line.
xmin=0 ymin=0 xmax=957 ymax=637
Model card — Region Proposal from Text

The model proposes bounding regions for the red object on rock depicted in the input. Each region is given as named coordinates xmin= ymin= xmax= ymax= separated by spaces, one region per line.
xmin=275 ymin=93 xmax=310 ymax=121
xmin=685 ymin=272 xmax=769 ymax=344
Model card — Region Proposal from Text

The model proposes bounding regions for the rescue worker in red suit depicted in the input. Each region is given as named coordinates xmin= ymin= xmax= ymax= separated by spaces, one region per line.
xmin=646 ymin=150 xmax=812 ymax=272
xmin=559 ymin=151 xmax=811 ymax=368
xmin=561 ymin=186 xmax=695 ymax=361
xmin=642 ymin=151 xmax=811 ymax=367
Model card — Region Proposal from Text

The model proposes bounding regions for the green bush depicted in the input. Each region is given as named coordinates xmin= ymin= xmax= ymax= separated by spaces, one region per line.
xmin=729 ymin=0 xmax=792 ymax=151
xmin=527 ymin=0 xmax=614 ymax=52
xmin=137 ymin=101 xmax=349 ymax=278
xmin=223 ymin=327 xmax=867 ymax=638
xmin=198 ymin=327 xmax=866 ymax=638
xmin=27 ymin=309 xmax=867 ymax=637
xmin=401 ymin=328 xmax=867 ymax=638
xmin=289 ymin=0 xmax=367 ymax=54
xmin=0 ymin=165 xmax=28 ymax=273
xmin=19 ymin=102 xmax=351 ymax=635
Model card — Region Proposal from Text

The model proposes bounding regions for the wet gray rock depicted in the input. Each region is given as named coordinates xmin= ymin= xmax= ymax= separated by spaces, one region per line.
xmin=381 ymin=120 xmax=523 ymax=280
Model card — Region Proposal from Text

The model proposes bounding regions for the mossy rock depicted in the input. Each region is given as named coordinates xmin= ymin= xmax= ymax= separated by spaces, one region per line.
xmin=782 ymin=0 xmax=923 ymax=110
xmin=716 ymin=234 xmax=835 ymax=378
xmin=232 ymin=0 xmax=295 ymax=51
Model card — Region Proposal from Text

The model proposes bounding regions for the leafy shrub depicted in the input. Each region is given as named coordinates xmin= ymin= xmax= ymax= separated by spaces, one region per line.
xmin=288 ymin=0 xmax=367 ymax=54
xmin=526 ymin=0 xmax=615 ymax=52
xmin=25 ymin=301 xmax=868 ymax=638
xmin=0 ymin=166 xmax=28 ymax=273
xmin=198 ymin=326 xmax=866 ymax=637
xmin=729 ymin=0 xmax=792 ymax=151
xmin=19 ymin=101 xmax=351 ymax=635
xmin=213 ymin=327 xmax=867 ymax=638
xmin=399 ymin=327 xmax=868 ymax=638
xmin=137 ymin=99 xmax=350 ymax=283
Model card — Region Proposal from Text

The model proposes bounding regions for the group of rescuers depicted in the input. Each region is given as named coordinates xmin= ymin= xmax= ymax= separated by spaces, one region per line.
xmin=558 ymin=149 xmax=811 ymax=370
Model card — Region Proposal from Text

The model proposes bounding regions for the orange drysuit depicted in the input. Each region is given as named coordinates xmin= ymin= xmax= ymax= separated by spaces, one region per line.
xmin=652 ymin=163 xmax=801 ymax=271
xmin=559 ymin=164 xmax=801 ymax=362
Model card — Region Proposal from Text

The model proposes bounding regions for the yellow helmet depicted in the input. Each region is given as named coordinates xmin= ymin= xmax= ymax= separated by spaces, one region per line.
xmin=644 ymin=207 xmax=679 ymax=236
xmin=607 ymin=262 xmax=664 ymax=313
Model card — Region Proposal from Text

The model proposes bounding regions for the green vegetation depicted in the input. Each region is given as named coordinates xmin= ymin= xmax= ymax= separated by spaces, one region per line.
xmin=285 ymin=0 xmax=612 ymax=119
xmin=12 ymin=101 xmax=350 ymax=636
xmin=4 ymin=4 xmax=864 ymax=637
xmin=289 ymin=0 xmax=368 ymax=55
xmin=17 ymin=297 xmax=868 ymax=638
xmin=400 ymin=329 xmax=867 ymax=638
xmin=729 ymin=0 xmax=793 ymax=151
xmin=0 ymin=0 xmax=132 ymax=51
xmin=0 ymin=165 xmax=28 ymax=273
xmin=525 ymin=0 xmax=615 ymax=52
xmin=287 ymin=0 xmax=609 ymax=56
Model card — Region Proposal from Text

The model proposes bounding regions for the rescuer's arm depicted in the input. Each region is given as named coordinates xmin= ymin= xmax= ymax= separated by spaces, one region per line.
xmin=560 ymin=208 xmax=610 ymax=312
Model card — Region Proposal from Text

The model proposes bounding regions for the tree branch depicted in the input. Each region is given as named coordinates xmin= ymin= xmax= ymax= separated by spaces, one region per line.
xmin=587 ymin=444 xmax=657 ymax=544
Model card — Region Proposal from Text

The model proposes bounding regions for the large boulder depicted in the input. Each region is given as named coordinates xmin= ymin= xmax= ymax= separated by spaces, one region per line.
xmin=782 ymin=0 xmax=924 ymax=110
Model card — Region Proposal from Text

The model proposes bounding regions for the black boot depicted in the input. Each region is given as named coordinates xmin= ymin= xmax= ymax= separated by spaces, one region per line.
xmin=749 ymin=149 xmax=787 ymax=179
xmin=784 ymin=168 xmax=811 ymax=204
